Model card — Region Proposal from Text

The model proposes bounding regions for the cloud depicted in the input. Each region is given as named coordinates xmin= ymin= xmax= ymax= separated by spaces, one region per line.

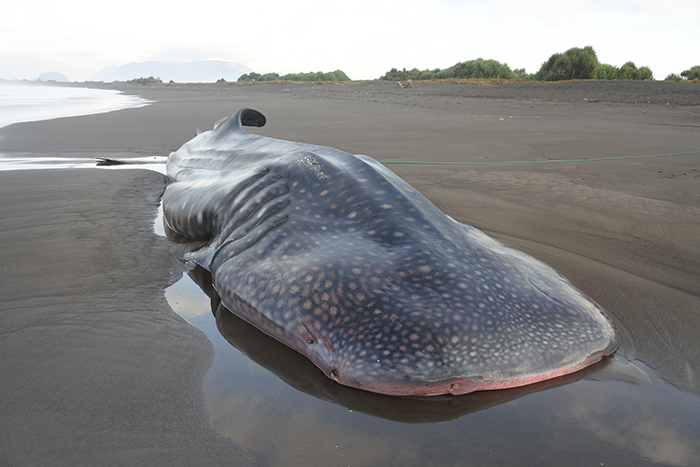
xmin=1 ymin=0 xmax=698 ymax=80
xmin=560 ymin=381 xmax=699 ymax=466
xmin=165 ymin=275 xmax=211 ymax=319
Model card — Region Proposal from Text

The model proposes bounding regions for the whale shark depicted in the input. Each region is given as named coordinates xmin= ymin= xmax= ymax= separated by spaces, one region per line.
xmin=163 ymin=108 xmax=617 ymax=396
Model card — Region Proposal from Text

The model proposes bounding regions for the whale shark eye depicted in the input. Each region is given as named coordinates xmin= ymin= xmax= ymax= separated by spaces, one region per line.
xmin=330 ymin=370 xmax=339 ymax=381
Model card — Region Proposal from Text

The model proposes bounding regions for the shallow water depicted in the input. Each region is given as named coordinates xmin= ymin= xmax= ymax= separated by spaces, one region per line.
xmin=164 ymin=269 xmax=700 ymax=467
xmin=0 ymin=154 xmax=167 ymax=173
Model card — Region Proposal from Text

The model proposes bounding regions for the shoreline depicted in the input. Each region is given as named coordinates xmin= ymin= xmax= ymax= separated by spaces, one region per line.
xmin=0 ymin=81 xmax=151 ymax=129
xmin=74 ymin=78 xmax=700 ymax=106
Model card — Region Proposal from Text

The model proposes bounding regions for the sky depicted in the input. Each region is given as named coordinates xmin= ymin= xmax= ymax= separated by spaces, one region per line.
xmin=1 ymin=0 xmax=698 ymax=82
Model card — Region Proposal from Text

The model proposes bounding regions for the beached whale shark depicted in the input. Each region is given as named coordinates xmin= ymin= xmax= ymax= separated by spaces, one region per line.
xmin=163 ymin=108 xmax=617 ymax=396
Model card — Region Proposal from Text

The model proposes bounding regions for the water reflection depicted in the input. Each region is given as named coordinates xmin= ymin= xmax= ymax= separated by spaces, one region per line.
xmin=195 ymin=267 xmax=605 ymax=422
xmin=166 ymin=268 xmax=700 ymax=466
xmin=165 ymin=266 xmax=700 ymax=466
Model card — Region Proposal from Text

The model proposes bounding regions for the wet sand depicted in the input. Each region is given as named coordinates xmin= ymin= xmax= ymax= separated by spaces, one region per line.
xmin=0 ymin=80 xmax=699 ymax=465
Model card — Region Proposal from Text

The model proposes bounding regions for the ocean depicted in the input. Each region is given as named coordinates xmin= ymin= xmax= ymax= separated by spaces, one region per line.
xmin=0 ymin=82 xmax=150 ymax=128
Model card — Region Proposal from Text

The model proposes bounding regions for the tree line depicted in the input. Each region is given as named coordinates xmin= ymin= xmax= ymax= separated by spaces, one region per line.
xmin=380 ymin=46 xmax=700 ymax=82
xmin=121 ymin=51 xmax=700 ymax=85
xmin=237 ymin=70 xmax=350 ymax=82
xmin=667 ymin=66 xmax=700 ymax=81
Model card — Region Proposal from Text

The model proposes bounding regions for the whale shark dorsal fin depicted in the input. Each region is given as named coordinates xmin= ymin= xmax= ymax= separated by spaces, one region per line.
xmin=239 ymin=108 xmax=266 ymax=127
xmin=212 ymin=108 xmax=267 ymax=135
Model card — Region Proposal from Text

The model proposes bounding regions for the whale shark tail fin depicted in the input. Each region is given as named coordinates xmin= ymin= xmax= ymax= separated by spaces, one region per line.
xmin=213 ymin=108 xmax=267 ymax=135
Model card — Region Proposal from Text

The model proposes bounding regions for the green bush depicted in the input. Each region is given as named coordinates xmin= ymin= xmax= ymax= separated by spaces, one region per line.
xmin=450 ymin=58 xmax=514 ymax=79
xmin=593 ymin=62 xmax=653 ymax=80
xmin=638 ymin=66 xmax=653 ymax=80
xmin=681 ymin=66 xmax=700 ymax=80
xmin=380 ymin=48 xmax=663 ymax=82
xmin=535 ymin=46 xmax=599 ymax=81
xmin=237 ymin=72 xmax=260 ymax=81
xmin=380 ymin=68 xmax=408 ymax=80
xmin=379 ymin=59 xmax=514 ymax=81
xmin=126 ymin=76 xmax=162 ymax=84
xmin=512 ymin=68 xmax=532 ymax=80
xmin=618 ymin=62 xmax=653 ymax=80
xmin=383 ymin=67 xmax=429 ymax=80
xmin=665 ymin=73 xmax=683 ymax=82
xmin=238 ymin=70 xmax=350 ymax=82
xmin=592 ymin=64 xmax=619 ymax=80
xmin=280 ymin=70 xmax=350 ymax=81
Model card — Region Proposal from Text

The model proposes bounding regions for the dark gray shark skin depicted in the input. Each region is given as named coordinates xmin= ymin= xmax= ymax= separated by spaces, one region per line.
xmin=163 ymin=108 xmax=617 ymax=396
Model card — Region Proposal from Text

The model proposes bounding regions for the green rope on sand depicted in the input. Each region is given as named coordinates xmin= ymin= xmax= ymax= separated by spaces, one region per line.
xmin=380 ymin=150 xmax=700 ymax=166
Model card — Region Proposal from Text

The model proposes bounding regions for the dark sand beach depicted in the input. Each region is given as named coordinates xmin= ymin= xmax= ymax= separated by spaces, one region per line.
xmin=1 ymin=80 xmax=699 ymax=466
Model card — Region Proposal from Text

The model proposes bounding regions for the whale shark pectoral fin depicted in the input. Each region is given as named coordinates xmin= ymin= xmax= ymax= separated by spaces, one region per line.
xmin=584 ymin=355 xmax=653 ymax=386
xmin=183 ymin=243 xmax=217 ymax=270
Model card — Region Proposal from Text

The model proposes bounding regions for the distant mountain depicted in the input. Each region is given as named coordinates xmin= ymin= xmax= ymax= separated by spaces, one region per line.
xmin=36 ymin=71 xmax=70 ymax=82
xmin=92 ymin=66 xmax=118 ymax=82
xmin=93 ymin=60 xmax=253 ymax=83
